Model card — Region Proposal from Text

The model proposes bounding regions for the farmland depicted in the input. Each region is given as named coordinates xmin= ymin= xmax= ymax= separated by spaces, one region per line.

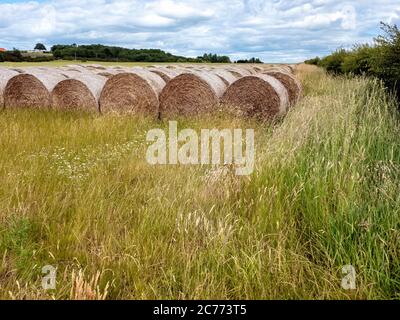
xmin=0 ymin=63 xmax=398 ymax=299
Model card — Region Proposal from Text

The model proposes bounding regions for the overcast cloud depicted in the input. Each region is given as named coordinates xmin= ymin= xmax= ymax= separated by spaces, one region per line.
xmin=0 ymin=0 xmax=399 ymax=62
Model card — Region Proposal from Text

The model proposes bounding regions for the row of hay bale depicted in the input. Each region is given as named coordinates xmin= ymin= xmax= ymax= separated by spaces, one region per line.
xmin=0 ymin=63 xmax=301 ymax=121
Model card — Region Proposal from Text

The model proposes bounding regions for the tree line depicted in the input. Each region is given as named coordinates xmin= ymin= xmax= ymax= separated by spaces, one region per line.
xmin=0 ymin=43 xmax=263 ymax=64
xmin=305 ymin=23 xmax=400 ymax=100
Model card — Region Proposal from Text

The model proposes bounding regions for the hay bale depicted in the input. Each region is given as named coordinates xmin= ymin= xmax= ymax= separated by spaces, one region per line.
xmin=159 ymin=70 xmax=226 ymax=117
xmin=130 ymin=67 xmax=166 ymax=95
xmin=83 ymin=67 xmax=124 ymax=78
xmin=286 ymin=65 xmax=295 ymax=73
xmin=264 ymin=71 xmax=302 ymax=106
xmin=63 ymin=65 xmax=89 ymax=73
xmin=82 ymin=64 xmax=107 ymax=71
xmin=238 ymin=65 xmax=258 ymax=74
xmin=4 ymin=68 xmax=67 ymax=108
xmin=211 ymin=69 xmax=238 ymax=86
xmin=225 ymin=67 xmax=252 ymax=78
xmin=51 ymin=71 xmax=107 ymax=111
xmin=148 ymin=67 xmax=181 ymax=83
xmin=266 ymin=66 xmax=293 ymax=74
xmin=0 ymin=68 xmax=19 ymax=108
xmin=99 ymin=69 xmax=165 ymax=115
xmin=221 ymin=74 xmax=289 ymax=120
xmin=252 ymin=66 xmax=263 ymax=72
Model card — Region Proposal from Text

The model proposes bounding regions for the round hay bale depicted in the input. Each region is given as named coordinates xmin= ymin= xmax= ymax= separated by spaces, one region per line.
xmin=148 ymin=67 xmax=180 ymax=83
xmin=130 ymin=67 xmax=166 ymax=95
xmin=82 ymin=64 xmax=107 ymax=71
xmin=10 ymin=68 xmax=25 ymax=74
xmin=286 ymin=65 xmax=295 ymax=73
xmin=0 ymin=68 xmax=19 ymax=108
xmin=63 ymin=65 xmax=90 ymax=73
xmin=99 ymin=70 xmax=165 ymax=115
xmin=225 ymin=67 xmax=252 ymax=77
xmin=264 ymin=71 xmax=302 ymax=106
xmin=221 ymin=74 xmax=289 ymax=120
xmin=4 ymin=69 xmax=67 ymax=109
xmin=97 ymin=71 xmax=118 ymax=79
xmin=211 ymin=69 xmax=237 ymax=86
xmin=266 ymin=66 xmax=292 ymax=74
xmin=238 ymin=65 xmax=258 ymax=74
xmin=84 ymin=67 xmax=124 ymax=78
xmin=51 ymin=71 xmax=107 ymax=111
xmin=278 ymin=66 xmax=293 ymax=74
xmin=159 ymin=70 xmax=226 ymax=117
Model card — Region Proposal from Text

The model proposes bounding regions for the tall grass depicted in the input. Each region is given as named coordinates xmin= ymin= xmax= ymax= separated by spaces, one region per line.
xmin=0 ymin=65 xmax=399 ymax=299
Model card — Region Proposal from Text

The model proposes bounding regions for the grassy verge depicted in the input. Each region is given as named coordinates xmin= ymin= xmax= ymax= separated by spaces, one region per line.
xmin=0 ymin=65 xmax=399 ymax=299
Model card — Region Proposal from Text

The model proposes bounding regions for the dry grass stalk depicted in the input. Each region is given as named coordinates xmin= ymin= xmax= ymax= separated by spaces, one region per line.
xmin=70 ymin=270 xmax=109 ymax=300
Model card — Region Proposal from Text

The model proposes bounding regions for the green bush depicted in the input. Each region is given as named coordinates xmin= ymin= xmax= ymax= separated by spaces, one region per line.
xmin=319 ymin=49 xmax=348 ymax=74
xmin=25 ymin=56 xmax=54 ymax=62
xmin=372 ymin=23 xmax=400 ymax=98
xmin=2 ymin=50 xmax=23 ymax=62
xmin=341 ymin=45 xmax=377 ymax=75
xmin=310 ymin=22 xmax=400 ymax=101
xmin=305 ymin=57 xmax=321 ymax=65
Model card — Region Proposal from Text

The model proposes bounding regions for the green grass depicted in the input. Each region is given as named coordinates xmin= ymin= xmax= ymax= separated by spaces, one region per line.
xmin=0 ymin=65 xmax=399 ymax=299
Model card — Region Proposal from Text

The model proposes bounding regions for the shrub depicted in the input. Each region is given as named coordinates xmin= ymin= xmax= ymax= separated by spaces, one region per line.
xmin=3 ymin=50 xmax=23 ymax=62
xmin=312 ymin=22 xmax=400 ymax=101
xmin=305 ymin=57 xmax=321 ymax=66
xmin=341 ymin=45 xmax=377 ymax=75
xmin=319 ymin=49 xmax=348 ymax=74
xmin=372 ymin=23 xmax=400 ymax=98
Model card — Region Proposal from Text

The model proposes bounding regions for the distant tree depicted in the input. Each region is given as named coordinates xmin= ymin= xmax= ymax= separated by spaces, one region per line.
xmin=50 ymin=44 xmax=197 ymax=62
xmin=34 ymin=43 xmax=47 ymax=51
xmin=236 ymin=57 xmax=263 ymax=64
xmin=198 ymin=53 xmax=232 ymax=63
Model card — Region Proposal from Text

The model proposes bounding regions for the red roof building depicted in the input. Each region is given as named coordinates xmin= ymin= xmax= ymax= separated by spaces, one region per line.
xmin=0 ymin=48 xmax=6 ymax=52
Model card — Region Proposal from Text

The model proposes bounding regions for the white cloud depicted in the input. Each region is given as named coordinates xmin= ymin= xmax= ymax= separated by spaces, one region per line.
xmin=0 ymin=0 xmax=399 ymax=62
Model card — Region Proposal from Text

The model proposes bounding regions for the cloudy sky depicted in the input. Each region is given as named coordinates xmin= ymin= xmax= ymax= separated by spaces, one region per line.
xmin=1 ymin=0 xmax=399 ymax=62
